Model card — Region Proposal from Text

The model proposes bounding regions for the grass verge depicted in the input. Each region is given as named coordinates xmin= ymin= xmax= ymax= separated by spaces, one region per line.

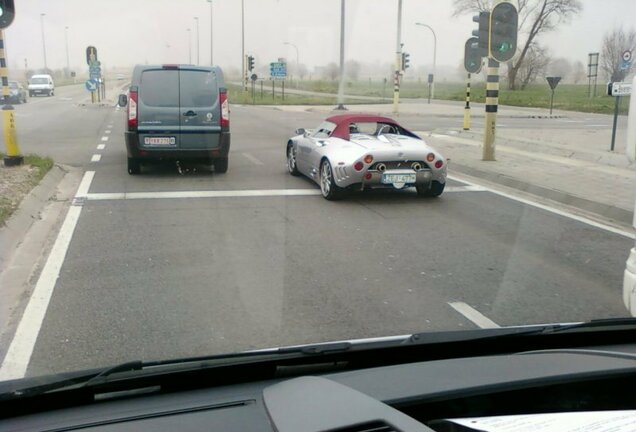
xmin=227 ymin=83 xmax=384 ymax=105
xmin=0 ymin=153 xmax=54 ymax=226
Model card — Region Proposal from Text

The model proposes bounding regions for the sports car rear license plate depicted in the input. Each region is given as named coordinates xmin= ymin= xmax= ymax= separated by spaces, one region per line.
xmin=144 ymin=137 xmax=175 ymax=145
xmin=382 ymin=172 xmax=416 ymax=184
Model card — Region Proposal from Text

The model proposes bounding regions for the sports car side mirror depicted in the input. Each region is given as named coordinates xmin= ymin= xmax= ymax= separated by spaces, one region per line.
xmin=295 ymin=128 xmax=306 ymax=136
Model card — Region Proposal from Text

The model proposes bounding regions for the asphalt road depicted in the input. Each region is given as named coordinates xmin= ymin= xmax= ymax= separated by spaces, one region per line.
xmin=0 ymin=96 xmax=633 ymax=378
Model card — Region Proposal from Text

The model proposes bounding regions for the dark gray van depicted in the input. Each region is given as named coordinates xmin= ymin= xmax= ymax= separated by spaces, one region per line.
xmin=119 ymin=64 xmax=230 ymax=175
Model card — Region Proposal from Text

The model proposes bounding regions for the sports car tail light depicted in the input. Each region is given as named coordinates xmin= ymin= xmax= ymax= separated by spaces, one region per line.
xmin=128 ymin=90 xmax=138 ymax=129
xmin=354 ymin=161 xmax=364 ymax=171
xmin=364 ymin=154 xmax=374 ymax=164
xmin=220 ymin=90 xmax=229 ymax=129
xmin=435 ymin=160 xmax=444 ymax=169
xmin=426 ymin=153 xmax=435 ymax=162
xmin=364 ymin=173 xmax=372 ymax=180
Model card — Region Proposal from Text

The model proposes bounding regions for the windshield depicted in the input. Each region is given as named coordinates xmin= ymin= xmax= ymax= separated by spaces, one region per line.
xmin=1 ymin=0 xmax=635 ymax=391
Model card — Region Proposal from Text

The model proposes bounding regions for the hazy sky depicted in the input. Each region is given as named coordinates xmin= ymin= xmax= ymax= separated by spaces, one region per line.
xmin=5 ymin=0 xmax=636 ymax=74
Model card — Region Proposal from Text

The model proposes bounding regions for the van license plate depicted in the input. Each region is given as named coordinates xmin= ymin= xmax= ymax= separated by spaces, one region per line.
xmin=144 ymin=137 xmax=175 ymax=145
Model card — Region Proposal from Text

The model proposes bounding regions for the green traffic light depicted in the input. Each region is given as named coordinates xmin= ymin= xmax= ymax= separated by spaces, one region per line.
xmin=497 ymin=42 xmax=511 ymax=53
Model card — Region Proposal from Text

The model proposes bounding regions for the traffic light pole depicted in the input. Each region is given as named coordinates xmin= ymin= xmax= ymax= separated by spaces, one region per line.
xmin=1 ymin=29 xmax=23 ymax=167
xmin=463 ymin=73 xmax=471 ymax=131
xmin=483 ymin=57 xmax=499 ymax=161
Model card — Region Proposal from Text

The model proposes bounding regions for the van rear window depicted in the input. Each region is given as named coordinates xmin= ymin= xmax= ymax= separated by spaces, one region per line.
xmin=140 ymin=70 xmax=179 ymax=107
xmin=31 ymin=78 xmax=48 ymax=84
xmin=180 ymin=70 xmax=218 ymax=108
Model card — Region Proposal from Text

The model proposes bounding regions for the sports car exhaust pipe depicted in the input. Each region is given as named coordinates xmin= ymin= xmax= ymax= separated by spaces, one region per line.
xmin=411 ymin=162 xmax=422 ymax=171
xmin=377 ymin=163 xmax=387 ymax=172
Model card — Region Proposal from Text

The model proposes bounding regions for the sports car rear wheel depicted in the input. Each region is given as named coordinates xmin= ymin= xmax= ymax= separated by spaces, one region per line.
xmin=320 ymin=159 xmax=343 ymax=200
xmin=417 ymin=180 xmax=445 ymax=198
xmin=286 ymin=144 xmax=300 ymax=176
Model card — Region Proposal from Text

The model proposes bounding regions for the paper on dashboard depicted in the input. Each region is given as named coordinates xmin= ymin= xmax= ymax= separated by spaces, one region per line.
xmin=445 ymin=410 xmax=636 ymax=432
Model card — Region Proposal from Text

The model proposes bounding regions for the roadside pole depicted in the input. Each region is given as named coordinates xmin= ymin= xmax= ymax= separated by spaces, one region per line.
xmin=392 ymin=0 xmax=402 ymax=114
xmin=463 ymin=73 xmax=471 ymax=130
xmin=482 ymin=58 xmax=499 ymax=161
xmin=260 ymin=80 xmax=263 ymax=98
xmin=0 ymin=29 xmax=23 ymax=167
xmin=626 ymin=74 xmax=636 ymax=162
xmin=272 ymin=80 xmax=275 ymax=100
xmin=282 ymin=80 xmax=285 ymax=101
xmin=611 ymin=96 xmax=620 ymax=151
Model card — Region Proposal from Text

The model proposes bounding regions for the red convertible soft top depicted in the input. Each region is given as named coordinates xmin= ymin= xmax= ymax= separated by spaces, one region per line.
xmin=325 ymin=114 xmax=418 ymax=141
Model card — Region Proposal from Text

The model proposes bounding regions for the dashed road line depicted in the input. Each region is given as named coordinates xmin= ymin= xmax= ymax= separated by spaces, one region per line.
xmin=91 ymin=154 xmax=102 ymax=162
xmin=105 ymin=130 xmax=111 ymax=134
xmin=97 ymin=144 xmax=105 ymax=150
xmin=242 ymin=152 xmax=265 ymax=166
xmin=0 ymin=171 xmax=95 ymax=380
xmin=101 ymin=136 xmax=109 ymax=142
xmin=448 ymin=302 xmax=500 ymax=329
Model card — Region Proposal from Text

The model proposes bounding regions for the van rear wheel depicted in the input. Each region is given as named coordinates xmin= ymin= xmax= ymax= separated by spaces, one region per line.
xmin=215 ymin=157 xmax=228 ymax=174
xmin=128 ymin=158 xmax=141 ymax=175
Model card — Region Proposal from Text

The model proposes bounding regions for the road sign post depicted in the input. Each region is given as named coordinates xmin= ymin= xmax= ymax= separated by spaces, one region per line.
xmin=546 ymin=76 xmax=561 ymax=116
xmin=464 ymin=73 xmax=472 ymax=131
xmin=607 ymin=81 xmax=632 ymax=151
xmin=587 ymin=52 xmax=599 ymax=98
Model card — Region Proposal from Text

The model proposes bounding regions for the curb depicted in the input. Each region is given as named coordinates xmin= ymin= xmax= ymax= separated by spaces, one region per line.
xmin=0 ymin=164 xmax=68 ymax=271
xmin=450 ymin=162 xmax=634 ymax=225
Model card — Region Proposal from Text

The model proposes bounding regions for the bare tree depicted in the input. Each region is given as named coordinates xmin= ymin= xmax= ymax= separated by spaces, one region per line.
xmin=517 ymin=43 xmax=550 ymax=89
xmin=452 ymin=0 xmax=582 ymax=90
xmin=345 ymin=60 xmax=361 ymax=81
xmin=571 ymin=60 xmax=586 ymax=84
xmin=547 ymin=57 xmax=572 ymax=80
xmin=601 ymin=27 xmax=636 ymax=82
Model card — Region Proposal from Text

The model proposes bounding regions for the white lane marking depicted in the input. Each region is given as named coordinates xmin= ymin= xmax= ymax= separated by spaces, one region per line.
xmin=90 ymin=154 xmax=102 ymax=162
xmin=105 ymin=130 xmax=111 ymax=134
xmin=101 ymin=136 xmax=109 ymax=142
xmin=0 ymin=171 xmax=95 ymax=380
xmin=448 ymin=174 xmax=636 ymax=240
xmin=242 ymin=152 xmax=265 ymax=166
xmin=83 ymin=186 xmax=484 ymax=201
xmin=448 ymin=302 xmax=500 ymax=329
xmin=446 ymin=185 xmax=486 ymax=192
xmin=86 ymin=189 xmax=323 ymax=200
xmin=585 ymin=124 xmax=610 ymax=128
xmin=97 ymin=144 xmax=105 ymax=150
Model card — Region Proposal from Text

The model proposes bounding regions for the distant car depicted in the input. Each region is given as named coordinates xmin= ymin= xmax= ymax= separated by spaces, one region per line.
xmin=119 ymin=64 xmax=230 ymax=175
xmin=28 ymin=74 xmax=55 ymax=97
xmin=286 ymin=114 xmax=447 ymax=200
xmin=7 ymin=81 xmax=27 ymax=104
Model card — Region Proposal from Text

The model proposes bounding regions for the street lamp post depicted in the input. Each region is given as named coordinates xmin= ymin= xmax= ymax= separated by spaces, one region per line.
xmin=336 ymin=0 xmax=346 ymax=110
xmin=284 ymin=42 xmax=299 ymax=87
xmin=207 ymin=0 xmax=213 ymax=66
xmin=40 ymin=13 xmax=47 ymax=70
xmin=392 ymin=0 xmax=402 ymax=114
xmin=187 ymin=28 xmax=192 ymax=64
xmin=415 ymin=22 xmax=437 ymax=101
xmin=241 ymin=0 xmax=246 ymax=90
xmin=65 ymin=26 xmax=70 ymax=77
xmin=194 ymin=17 xmax=200 ymax=65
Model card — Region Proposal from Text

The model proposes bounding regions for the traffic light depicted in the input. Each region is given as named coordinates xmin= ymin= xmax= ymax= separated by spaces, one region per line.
xmin=472 ymin=11 xmax=490 ymax=57
xmin=248 ymin=55 xmax=255 ymax=72
xmin=490 ymin=1 xmax=518 ymax=62
xmin=0 ymin=0 xmax=15 ymax=29
xmin=464 ymin=37 xmax=482 ymax=74
xmin=401 ymin=52 xmax=410 ymax=71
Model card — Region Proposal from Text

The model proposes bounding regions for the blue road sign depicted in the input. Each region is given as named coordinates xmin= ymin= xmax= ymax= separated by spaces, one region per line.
xmin=85 ymin=79 xmax=98 ymax=92
xmin=270 ymin=62 xmax=287 ymax=78
xmin=620 ymin=50 xmax=633 ymax=71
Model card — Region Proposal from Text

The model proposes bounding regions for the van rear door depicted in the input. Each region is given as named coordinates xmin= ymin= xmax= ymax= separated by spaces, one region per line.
xmin=137 ymin=68 xmax=181 ymax=150
xmin=178 ymin=69 xmax=221 ymax=150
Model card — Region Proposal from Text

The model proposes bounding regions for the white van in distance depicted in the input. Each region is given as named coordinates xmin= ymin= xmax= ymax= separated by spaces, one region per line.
xmin=28 ymin=74 xmax=55 ymax=97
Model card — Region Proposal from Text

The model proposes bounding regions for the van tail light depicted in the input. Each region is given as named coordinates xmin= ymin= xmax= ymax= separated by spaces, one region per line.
xmin=220 ymin=90 xmax=229 ymax=129
xmin=128 ymin=90 xmax=138 ymax=129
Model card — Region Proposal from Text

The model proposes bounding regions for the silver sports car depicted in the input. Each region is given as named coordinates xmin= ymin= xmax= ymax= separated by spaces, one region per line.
xmin=286 ymin=114 xmax=447 ymax=200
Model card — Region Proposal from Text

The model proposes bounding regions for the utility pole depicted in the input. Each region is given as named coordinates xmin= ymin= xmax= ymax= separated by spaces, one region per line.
xmin=415 ymin=22 xmax=436 ymax=100
xmin=242 ymin=0 xmax=246 ymax=91
xmin=194 ymin=17 xmax=200 ymax=65
xmin=40 ymin=13 xmax=47 ymax=70
xmin=187 ymin=28 xmax=192 ymax=64
xmin=392 ymin=0 xmax=403 ymax=114
xmin=336 ymin=0 xmax=346 ymax=110
xmin=65 ymin=26 xmax=70 ymax=76
xmin=207 ymin=0 xmax=213 ymax=66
